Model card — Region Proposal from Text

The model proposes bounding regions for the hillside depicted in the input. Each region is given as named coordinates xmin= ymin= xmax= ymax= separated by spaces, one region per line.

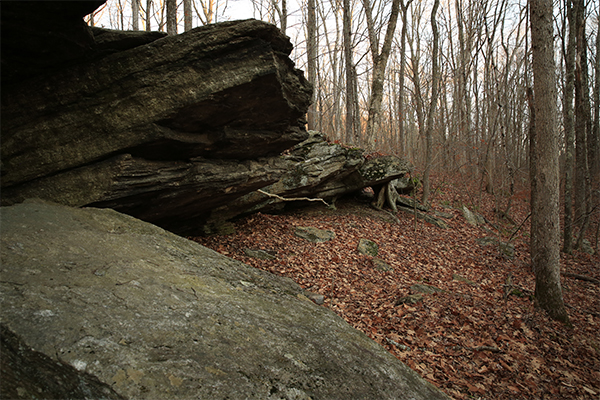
xmin=193 ymin=174 xmax=600 ymax=400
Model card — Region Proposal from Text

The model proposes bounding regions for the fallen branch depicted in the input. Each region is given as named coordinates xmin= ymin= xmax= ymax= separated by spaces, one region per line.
xmin=563 ymin=273 xmax=599 ymax=284
xmin=257 ymin=189 xmax=330 ymax=207
xmin=508 ymin=212 xmax=531 ymax=242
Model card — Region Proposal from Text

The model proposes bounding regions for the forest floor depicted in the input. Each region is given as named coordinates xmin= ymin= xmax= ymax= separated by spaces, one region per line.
xmin=192 ymin=174 xmax=600 ymax=400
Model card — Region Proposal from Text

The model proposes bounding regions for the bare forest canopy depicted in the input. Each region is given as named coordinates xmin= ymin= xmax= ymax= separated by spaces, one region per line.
xmin=90 ymin=0 xmax=600 ymax=194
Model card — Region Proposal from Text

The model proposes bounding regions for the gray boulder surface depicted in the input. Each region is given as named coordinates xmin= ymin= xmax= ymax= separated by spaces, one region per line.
xmin=0 ymin=200 xmax=450 ymax=400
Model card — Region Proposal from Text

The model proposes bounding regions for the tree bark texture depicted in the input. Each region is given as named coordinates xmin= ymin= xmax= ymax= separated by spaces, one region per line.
xmin=422 ymin=0 xmax=440 ymax=206
xmin=132 ymin=0 xmax=139 ymax=30
xmin=363 ymin=0 xmax=401 ymax=149
xmin=573 ymin=0 xmax=587 ymax=227
xmin=184 ymin=0 xmax=192 ymax=31
xmin=529 ymin=0 xmax=570 ymax=323
xmin=562 ymin=0 xmax=576 ymax=254
xmin=306 ymin=0 xmax=318 ymax=130
xmin=343 ymin=0 xmax=360 ymax=145
xmin=167 ymin=0 xmax=177 ymax=34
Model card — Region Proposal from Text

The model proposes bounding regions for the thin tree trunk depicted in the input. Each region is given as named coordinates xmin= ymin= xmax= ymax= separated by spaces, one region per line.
xmin=573 ymin=0 xmax=586 ymax=228
xmin=592 ymin=13 xmax=600 ymax=179
xmin=422 ymin=0 xmax=440 ymax=206
xmin=575 ymin=27 xmax=593 ymax=250
xmin=363 ymin=0 xmax=401 ymax=149
xmin=167 ymin=0 xmax=177 ymax=35
xmin=306 ymin=0 xmax=318 ymax=130
xmin=529 ymin=0 xmax=570 ymax=324
xmin=343 ymin=0 xmax=359 ymax=145
xmin=132 ymin=0 xmax=139 ymax=30
xmin=184 ymin=0 xmax=192 ymax=31
xmin=563 ymin=0 xmax=576 ymax=254
xmin=397 ymin=0 xmax=412 ymax=156
xmin=145 ymin=0 xmax=152 ymax=31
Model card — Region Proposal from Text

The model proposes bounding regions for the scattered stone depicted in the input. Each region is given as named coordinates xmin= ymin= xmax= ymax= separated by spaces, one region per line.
xmin=395 ymin=294 xmax=424 ymax=305
xmin=396 ymin=206 xmax=449 ymax=229
xmin=304 ymin=291 xmax=326 ymax=305
xmin=244 ymin=248 xmax=277 ymax=260
xmin=386 ymin=338 xmax=411 ymax=351
xmin=410 ymin=284 xmax=444 ymax=295
xmin=373 ymin=258 xmax=394 ymax=272
xmin=396 ymin=196 xmax=428 ymax=212
xmin=462 ymin=206 xmax=480 ymax=226
xmin=294 ymin=226 xmax=335 ymax=243
xmin=434 ymin=210 xmax=454 ymax=219
xmin=452 ymin=274 xmax=477 ymax=286
xmin=476 ymin=237 xmax=515 ymax=259
xmin=358 ymin=238 xmax=379 ymax=256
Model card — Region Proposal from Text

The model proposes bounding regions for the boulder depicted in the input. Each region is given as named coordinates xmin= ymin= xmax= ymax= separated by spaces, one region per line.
xmin=205 ymin=132 xmax=412 ymax=230
xmin=2 ymin=18 xmax=311 ymax=188
xmin=1 ymin=3 xmax=412 ymax=237
xmin=294 ymin=226 xmax=336 ymax=243
xmin=461 ymin=206 xmax=485 ymax=226
xmin=1 ymin=15 xmax=312 ymax=235
xmin=358 ymin=238 xmax=379 ymax=256
xmin=0 ymin=200 xmax=450 ymax=400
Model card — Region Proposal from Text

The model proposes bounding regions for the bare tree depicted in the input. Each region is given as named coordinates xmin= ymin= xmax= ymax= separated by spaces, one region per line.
xmin=573 ymin=0 xmax=593 ymax=249
xmin=593 ymin=12 xmax=600 ymax=179
xmin=184 ymin=0 xmax=193 ymax=31
xmin=306 ymin=0 xmax=318 ymax=130
xmin=195 ymin=0 xmax=216 ymax=25
xmin=272 ymin=0 xmax=288 ymax=33
xmin=132 ymin=0 xmax=140 ymax=30
xmin=343 ymin=0 xmax=360 ymax=145
xmin=529 ymin=0 xmax=570 ymax=323
xmin=167 ymin=0 xmax=177 ymax=34
xmin=421 ymin=0 xmax=440 ymax=206
xmin=563 ymin=0 xmax=576 ymax=254
xmin=362 ymin=0 xmax=401 ymax=148
xmin=145 ymin=0 xmax=152 ymax=31
xmin=396 ymin=0 xmax=412 ymax=156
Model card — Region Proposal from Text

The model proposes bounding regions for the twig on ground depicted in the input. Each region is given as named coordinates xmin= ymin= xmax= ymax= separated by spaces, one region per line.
xmin=563 ymin=273 xmax=599 ymax=284
xmin=257 ymin=189 xmax=330 ymax=207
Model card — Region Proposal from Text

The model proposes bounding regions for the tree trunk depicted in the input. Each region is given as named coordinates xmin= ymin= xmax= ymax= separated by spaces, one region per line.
xmin=455 ymin=0 xmax=472 ymax=176
xmin=166 ymin=0 xmax=177 ymax=35
xmin=573 ymin=0 xmax=586 ymax=228
xmin=574 ymin=26 xmax=593 ymax=250
xmin=397 ymin=0 xmax=412 ymax=156
xmin=343 ymin=0 xmax=359 ymax=145
xmin=363 ymin=0 xmax=401 ymax=150
xmin=421 ymin=0 xmax=440 ymax=206
xmin=145 ymin=0 xmax=152 ymax=31
xmin=184 ymin=0 xmax=192 ymax=31
xmin=529 ymin=0 xmax=570 ymax=324
xmin=562 ymin=0 xmax=576 ymax=254
xmin=592 ymin=13 xmax=600 ymax=179
xmin=306 ymin=0 xmax=318 ymax=130
xmin=132 ymin=0 xmax=139 ymax=30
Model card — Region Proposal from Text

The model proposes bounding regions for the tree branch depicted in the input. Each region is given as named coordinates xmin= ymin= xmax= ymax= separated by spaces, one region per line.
xmin=257 ymin=189 xmax=330 ymax=207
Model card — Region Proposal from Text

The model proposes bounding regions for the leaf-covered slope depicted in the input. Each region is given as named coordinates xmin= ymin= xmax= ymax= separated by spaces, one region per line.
xmin=193 ymin=176 xmax=600 ymax=400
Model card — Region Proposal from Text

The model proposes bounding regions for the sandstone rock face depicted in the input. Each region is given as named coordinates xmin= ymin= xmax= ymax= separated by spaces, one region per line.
xmin=0 ymin=200 xmax=450 ymax=400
